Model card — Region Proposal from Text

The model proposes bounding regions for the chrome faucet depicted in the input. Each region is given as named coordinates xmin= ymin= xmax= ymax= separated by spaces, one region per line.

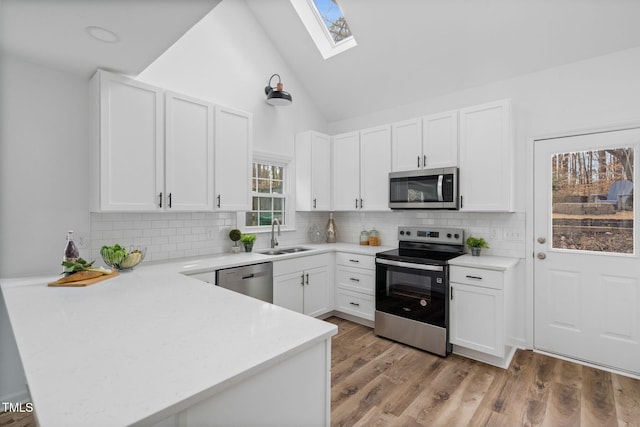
xmin=271 ymin=218 xmax=281 ymax=248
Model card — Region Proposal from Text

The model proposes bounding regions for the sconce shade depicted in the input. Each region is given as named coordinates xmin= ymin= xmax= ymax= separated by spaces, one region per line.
xmin=265 ymin=74 xmax=292 ymax=106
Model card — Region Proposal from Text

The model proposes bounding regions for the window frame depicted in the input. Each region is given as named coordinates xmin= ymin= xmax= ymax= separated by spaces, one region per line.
xmin=289 ymin=0 xmax=357 ymax=59
xmin=236 ymin=152 xmax=296 ymax=233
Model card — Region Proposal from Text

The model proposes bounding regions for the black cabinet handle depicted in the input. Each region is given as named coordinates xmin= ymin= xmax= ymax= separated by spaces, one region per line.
xmin=424 ymin=155 xmax=427 ymax=167
xmin=460 ymin=195 xmax=463 ymax=209
xmin=217 ymin=194 xmax=221 ymax=208
xmin=355 ymin=198 xmax=358 ymax=209
xmin=168 ymin=193 xmax=172 ymax=208
xmin=466 ymin=275 xmax=483 ymax=280
xmin=313 ymin=198 xmax=317 ymax=209
xmin=349 ymin=302 xmax=360 ymax=307
xmin=417 ymin=155 xmax=420 ymax=168
xmin=451 ymin=287 xmax=454 ymax=300
xmin=300 ymin=273 xmax=305 ymax=286
xmin=159 ymin=192 xmax=163 ymax=208
xmin=360 ymin=198 xmax=363 ymax=209
xmin=305 ymin=273 xmax=309 ymax=285
xmin=349 ymin=277 xmax=360 ymax=282
xmin=348 ymin=259 xmax=359 ymax=263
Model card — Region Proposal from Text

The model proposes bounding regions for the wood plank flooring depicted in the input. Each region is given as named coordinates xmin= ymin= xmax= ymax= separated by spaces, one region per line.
xmin=2 ymin=316 xmax=639 ymax=427
xmin=327 ymin=316 xmax=640 ymax=427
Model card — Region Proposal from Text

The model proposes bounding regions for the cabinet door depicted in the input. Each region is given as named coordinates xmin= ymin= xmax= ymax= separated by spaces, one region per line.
xmin=273 ymin=271 xmax=305 ymax=313
xmin=214 ymin=106 xmax=252 ymax=211
xmin=165 ymin=92 xmax=214 ymax=211
xmin=295 ymin=131 xmax=331 ymax=211
xmin=450 ymin=282 xmax=504 ymax=357
xmin=332 ymin=132 xmax=360 ymax=210
xmin=360 ymin=125 xmax=391 ymax=211
xmin=97 ymin=70 xmax=164 ymax=211
xmin=423 ymin=110 xmax=458 ymax=169
xmin=303 ymin=265 xmax=330 ymax=317
xmin=459 ymin=99 xmax=513 ymax=211
xmin=391 ymin=118 xmax=422 ymax=172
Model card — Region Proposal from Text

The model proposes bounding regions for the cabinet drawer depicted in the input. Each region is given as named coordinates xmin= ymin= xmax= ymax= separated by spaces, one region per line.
xmin=336 ymin=288 xmax=374 ymax=321
xmin=336 ymin=252 xmax=375 ymax=270
xmin=450 ymin=266 xmax=503 ymax=290
xmin=336 ymin=267 xmax=374 ymax=295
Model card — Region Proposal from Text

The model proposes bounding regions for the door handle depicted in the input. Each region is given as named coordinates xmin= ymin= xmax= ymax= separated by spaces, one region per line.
xmin=537 ymin=252 xmax=546 ymax=260
xmin=537 ymin=237 xmax=546 ymax=244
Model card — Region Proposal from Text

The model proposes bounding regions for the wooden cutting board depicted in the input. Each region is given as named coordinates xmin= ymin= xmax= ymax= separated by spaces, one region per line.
xmin=48 ymin=272 xmax=120 ymax=287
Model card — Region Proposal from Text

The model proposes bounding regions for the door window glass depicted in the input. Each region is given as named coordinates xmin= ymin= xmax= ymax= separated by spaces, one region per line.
xmin=551 ymin=148 xmax=634 ymax=254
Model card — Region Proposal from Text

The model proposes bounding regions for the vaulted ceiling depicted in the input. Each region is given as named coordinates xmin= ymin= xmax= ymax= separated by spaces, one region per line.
xmin=2 ymin=0 xmax=640 ymax=124
xmin=245 ymin=0 xmax=640 ymax=122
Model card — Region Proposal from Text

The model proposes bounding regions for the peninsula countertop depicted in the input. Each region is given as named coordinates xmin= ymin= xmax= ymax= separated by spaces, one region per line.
xmin=0 ymin=243 xmax=394 ymax=426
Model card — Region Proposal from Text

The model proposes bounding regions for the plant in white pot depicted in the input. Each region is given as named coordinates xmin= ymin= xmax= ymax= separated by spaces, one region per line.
xmin=229 ymin=229 xmax=242 ymax=253
xmin=466 ymin=236 xmax=489 ymax=256
xmin=240 ymin=233 xmax=257 ymax=252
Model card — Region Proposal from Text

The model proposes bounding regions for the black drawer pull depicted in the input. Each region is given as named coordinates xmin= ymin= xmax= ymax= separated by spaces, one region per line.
xmin=349 ymin=277 xmax=360 ymax=282
xmin=349 ymin=302 xmax=360 ymax=307
xmin=466 ymin=275 xmax=483 ymax=280
xmin=349 ymin=259 xmax=360 ymax=263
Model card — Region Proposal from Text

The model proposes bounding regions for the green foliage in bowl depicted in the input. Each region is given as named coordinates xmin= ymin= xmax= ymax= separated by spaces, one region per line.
xmin=100 ymin=244 xmax=146 ymax=271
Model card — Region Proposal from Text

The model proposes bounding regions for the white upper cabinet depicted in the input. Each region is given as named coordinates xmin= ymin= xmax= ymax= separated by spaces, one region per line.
xmin=332 ymin=131 xmax=361 ymax=210
xmin=295 ymin=131 xmax=331 ymax=211
xmin=422 ymin=110 xmax=458 ymax=169
xmin=391 ymin=111 xmax=458 ymax=172
xmin=359 ymin=125 xmax=392 ymax=211
xmin=332 ymin=126 xmax=391 ymax=211
xmin=214 ymin=106 xmax=252 ymax=211
xmin=165 ymin=91 xmax=215 ymax=211
xmin=91 ymin=70 xmax=164 ymax=211
xmin=391 ymin=118 xmax=423 ymax=171
xmin=459 ymin=99 xmax=513 ymax=212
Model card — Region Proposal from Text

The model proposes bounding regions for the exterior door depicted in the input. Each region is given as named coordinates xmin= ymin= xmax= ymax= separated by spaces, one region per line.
xmin=534 ymin=127 xmax=640 ymax=376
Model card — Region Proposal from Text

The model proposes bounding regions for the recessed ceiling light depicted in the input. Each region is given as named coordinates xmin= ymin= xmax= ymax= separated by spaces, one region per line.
xmin=85 ymin=26 xmax=119 ymax=43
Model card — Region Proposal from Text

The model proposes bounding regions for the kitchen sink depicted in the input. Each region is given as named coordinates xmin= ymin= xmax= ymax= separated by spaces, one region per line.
xmin=259 ymin=247 xmax=312 ymax=256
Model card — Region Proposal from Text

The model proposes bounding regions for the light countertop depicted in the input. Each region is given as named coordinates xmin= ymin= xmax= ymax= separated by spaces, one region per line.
xmin=0 ymin=243 xmax=391 ymax=426
xmin=448 ymin=254 xmax=520 ymax=271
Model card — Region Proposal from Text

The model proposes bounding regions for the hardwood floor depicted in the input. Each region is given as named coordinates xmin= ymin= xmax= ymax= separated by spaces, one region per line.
xmin=327 ymin=316 xmax=640 ymax=427
xmin=3 ymin=316 xmax=639 ymax=427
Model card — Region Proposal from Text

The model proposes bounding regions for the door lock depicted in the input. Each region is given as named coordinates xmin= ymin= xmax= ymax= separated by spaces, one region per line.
xmin=537 ymin=252 xmax=546 ymax=260
xmin=537 ymin=237 xmax=546 ymax=244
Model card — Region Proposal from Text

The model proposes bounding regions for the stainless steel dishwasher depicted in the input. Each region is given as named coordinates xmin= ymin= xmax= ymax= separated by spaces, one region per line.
xmin=215 ymin=262 xmax=273 ymax=303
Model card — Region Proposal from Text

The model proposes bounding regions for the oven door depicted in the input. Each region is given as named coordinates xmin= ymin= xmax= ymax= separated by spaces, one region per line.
xmin=375 ymin=258 xmax=448 ymax=327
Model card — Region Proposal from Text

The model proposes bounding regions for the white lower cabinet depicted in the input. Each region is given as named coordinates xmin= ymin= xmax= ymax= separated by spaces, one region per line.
xmin=449 ymin=258 xmax=518 ymax=368
xmin=273 ymin=253 xmax=333 ymax=317
xmin=334 ymin=253 xmax=375 ymax=321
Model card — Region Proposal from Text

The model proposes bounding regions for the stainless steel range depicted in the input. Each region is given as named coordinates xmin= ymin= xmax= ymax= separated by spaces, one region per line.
xmin=375 ymin=226 xmax=464 ymax=356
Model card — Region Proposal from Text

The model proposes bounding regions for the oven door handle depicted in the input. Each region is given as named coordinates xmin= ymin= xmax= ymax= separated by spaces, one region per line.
xmin=376 ymin=258 xmax=444 ymax=272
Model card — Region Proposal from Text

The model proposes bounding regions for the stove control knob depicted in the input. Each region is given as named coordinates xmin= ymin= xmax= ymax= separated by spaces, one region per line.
xmin=454 ymin=233 xmax=460 ymax=239
xmin=447 ymin=233 xmax=452 ymax=238
xmin=406 ymin=231 xmax=411 ymax=236
xmin=399 ymin=230 xmax=405 ymax=235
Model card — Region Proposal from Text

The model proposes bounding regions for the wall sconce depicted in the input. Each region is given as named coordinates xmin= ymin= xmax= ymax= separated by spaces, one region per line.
xmin=265 ymin=74 xmax=293 ymax=106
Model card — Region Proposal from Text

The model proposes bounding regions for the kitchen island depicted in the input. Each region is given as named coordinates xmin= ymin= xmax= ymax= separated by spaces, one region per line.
xmin=1 ymin=255 xmax=338 ymax=427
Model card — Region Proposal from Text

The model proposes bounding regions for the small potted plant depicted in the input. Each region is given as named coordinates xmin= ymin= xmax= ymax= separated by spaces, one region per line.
xmin=229 ymin=229 xmax=242 ymax=254
xmin=466 ymin=236 xmax=489 ymax=256
xmin=240 ymin=233 xmax=257 ymax=252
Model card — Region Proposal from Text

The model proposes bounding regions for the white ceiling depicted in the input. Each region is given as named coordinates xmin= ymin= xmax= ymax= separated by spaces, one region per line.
xmin=2 ymin=0 xmax=640 ymax=123
xmin=245 ymin=0 xmax=640 ymax=122
xmin=0 ymin=0 xmax=220 ymax=77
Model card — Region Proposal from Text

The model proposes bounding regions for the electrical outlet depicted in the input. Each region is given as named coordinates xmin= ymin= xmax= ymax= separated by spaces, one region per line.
xmin=490 ymin=228 xmax=500 ymax=239
xmin=503 ymin=229 xmax=524 ymax=241
xmin=76 ymin=231 xmax=90 ymax=249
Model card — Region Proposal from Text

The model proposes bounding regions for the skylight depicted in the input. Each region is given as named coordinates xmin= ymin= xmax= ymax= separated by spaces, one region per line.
xmin=290 ymin=0 xmax=357 ymax=59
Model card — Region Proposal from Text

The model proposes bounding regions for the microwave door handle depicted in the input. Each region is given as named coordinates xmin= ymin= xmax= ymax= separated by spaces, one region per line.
xmin=437 ymin=175 xmax=444 ymax=202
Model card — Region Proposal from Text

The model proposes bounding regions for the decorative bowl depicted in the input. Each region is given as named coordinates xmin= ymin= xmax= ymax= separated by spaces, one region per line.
xmin=101 ymin=246 xmax=146 ymax=271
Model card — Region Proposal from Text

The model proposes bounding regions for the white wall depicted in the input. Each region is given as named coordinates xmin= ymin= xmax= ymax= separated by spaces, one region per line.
xmin=137 ymin=0 xmax=329 ymax=156
xmin=0 ymin=53 xmax=90 ymax=402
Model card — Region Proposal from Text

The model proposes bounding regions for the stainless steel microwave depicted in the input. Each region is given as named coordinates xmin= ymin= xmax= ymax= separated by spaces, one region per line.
xmin=389 ymin=167 xmax=459 ymax=209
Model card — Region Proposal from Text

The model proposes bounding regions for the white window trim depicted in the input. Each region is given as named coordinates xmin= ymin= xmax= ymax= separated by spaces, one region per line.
xmin=236 ymin=151 xmax=296 ymax=233
xmin=290 ymin=0 xmax=357 ymax=60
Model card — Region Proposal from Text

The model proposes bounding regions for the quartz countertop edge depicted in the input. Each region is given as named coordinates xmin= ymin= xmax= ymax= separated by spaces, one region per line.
xmin=0 ymin=242 xmax=391 ymax=427
xmin=448 ymin=254 xmax=520 ymax=270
